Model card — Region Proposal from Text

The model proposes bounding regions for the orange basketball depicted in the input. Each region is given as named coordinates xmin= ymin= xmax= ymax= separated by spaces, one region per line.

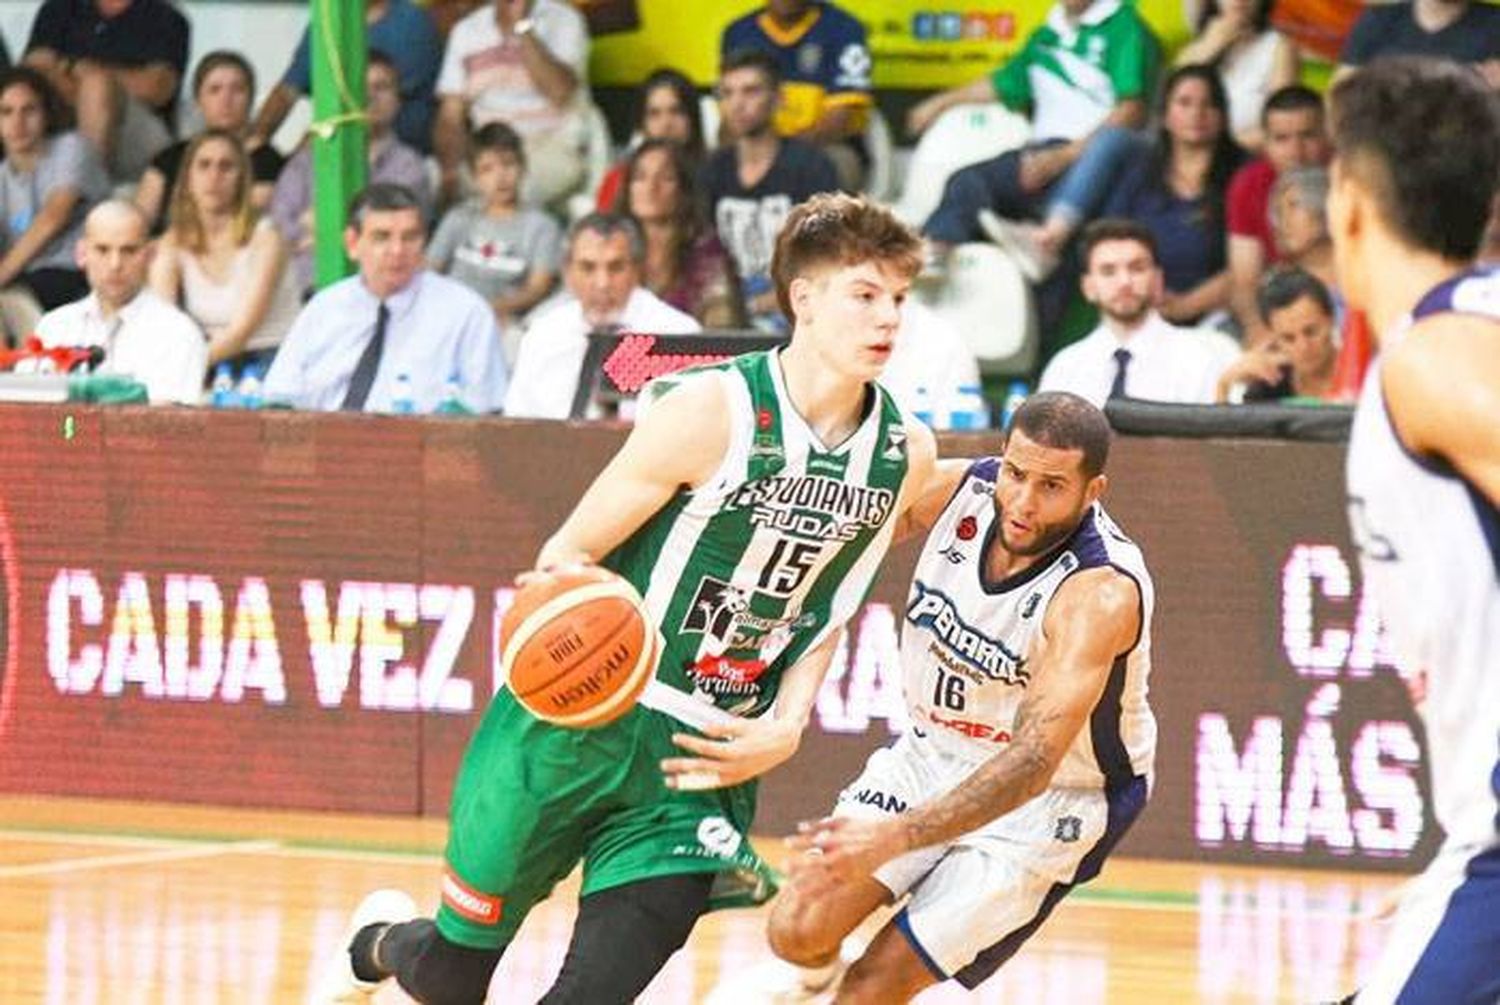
xmin=499 ymin=566 xmax=656 ymax=728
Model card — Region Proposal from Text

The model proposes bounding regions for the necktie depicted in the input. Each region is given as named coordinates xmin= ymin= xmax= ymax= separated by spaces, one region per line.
xmin=1109 ymin=347 xmax=1132 ymax=400
xmin=341 ymin=301 xmax=389 ymax=411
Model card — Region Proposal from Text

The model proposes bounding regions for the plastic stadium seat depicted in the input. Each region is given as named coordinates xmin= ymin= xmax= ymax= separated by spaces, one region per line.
xmin=913 ymin=242 xmax=1037 ymax=377
xmin=891 ymin=103 xmax=1031 ymax=227
xmin=566 ymin=101 xmax=616 ymax=221
xmin=701 ymin=93 xmax=723 ymax=150
xmin=862 ymin=105 xmax=894 ymax=202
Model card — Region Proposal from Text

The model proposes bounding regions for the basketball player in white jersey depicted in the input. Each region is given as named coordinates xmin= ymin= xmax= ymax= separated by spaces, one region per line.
xmin=1328 ymin=58 xmax=1500 ymax=1004
xmin=738 ymin=391 xmax=1155 ymax=1002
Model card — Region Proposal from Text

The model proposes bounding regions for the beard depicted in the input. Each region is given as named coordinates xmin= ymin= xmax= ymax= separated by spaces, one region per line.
xmin=996 ymin=510 xmax=1083 ymax=558
xmin=1103 ymin=293 xmax=1151 ymax=327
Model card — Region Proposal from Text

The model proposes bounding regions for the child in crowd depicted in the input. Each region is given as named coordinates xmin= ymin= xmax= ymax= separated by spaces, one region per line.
xmin=427 ymin=122 xmax=561 ymax=343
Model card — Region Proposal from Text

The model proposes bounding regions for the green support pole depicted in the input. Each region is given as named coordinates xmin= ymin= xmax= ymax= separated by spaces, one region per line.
xmin=309 ymin=0 xmax=368 ymax=289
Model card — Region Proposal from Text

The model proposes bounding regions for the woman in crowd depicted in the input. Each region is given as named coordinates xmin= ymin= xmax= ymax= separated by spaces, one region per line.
xmin=0 ymin=66 xmax=110 ymax=340
xmin=1216 ymin=265 xmax=1339 ymax=403
xmin=613 ymin=138 xmax=744 ymax=328
xmin=594 ymin=68 xmax=705 ymax=211
xmin=134 ymin=51 xmax=285 ymax=232
xmin=1103 ymin=64 xmax=1247 ymax=325
xmin=149 ymin=130 xmax=301 ymax=373
xmin=1175 ymin=0 xmax=1299 ymax=151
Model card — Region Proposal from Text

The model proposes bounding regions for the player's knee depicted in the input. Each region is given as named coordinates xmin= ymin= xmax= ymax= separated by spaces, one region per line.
xmin=384 ymin=920 xmax=501 ymax=1005
xmin=767 ymin=887 xmax=841 ymax=966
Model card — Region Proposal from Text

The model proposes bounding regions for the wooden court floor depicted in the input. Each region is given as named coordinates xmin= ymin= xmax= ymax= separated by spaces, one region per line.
xmin=0 ymin=795 xmax=1404 ymax=1004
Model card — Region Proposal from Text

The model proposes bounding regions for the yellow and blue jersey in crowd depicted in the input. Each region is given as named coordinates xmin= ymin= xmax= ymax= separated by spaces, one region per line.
xmin=721 ymin=2 xmax=873 ymax=137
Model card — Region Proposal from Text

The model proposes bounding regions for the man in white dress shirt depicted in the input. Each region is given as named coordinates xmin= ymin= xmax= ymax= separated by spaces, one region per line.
xmin=1038 ymin=219 xmax=1239 ymax=407
xmin=264 ymin=183 xmax=508 ymax=413
xmin=504 ymin=213 xmax=699 ymax=419
xmin=35 ymin=199 xmax=206 ymax=404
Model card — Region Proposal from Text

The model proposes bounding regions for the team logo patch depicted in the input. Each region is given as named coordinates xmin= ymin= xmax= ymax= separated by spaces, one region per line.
xmin=956 ymin=515 xmax=978 ymax=541
xmin=1054 ymin=816 xmax=1083 ymax=843
xmin=442 ymin=867 xmax=503 ymax=925
xmin=797 ymin=43 xmax=822 ymax=76
xmin=698 ymin=816 xmax=743 ymax=858
xmin=883 ymin=425 xmax=907 ymax=461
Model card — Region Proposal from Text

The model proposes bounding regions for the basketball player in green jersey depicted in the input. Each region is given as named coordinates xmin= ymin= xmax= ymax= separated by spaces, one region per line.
xmin=313 ymin=193 xmax=936 ymax=1005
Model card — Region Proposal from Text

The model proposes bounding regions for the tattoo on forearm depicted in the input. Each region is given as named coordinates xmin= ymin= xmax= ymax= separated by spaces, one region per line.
xmin=902 ymin=700 xmax=1062 ymax=851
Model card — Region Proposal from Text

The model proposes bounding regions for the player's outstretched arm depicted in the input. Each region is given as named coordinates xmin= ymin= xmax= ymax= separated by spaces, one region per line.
xmin=1385 ymin=315 xmax=1500 ymax=507
xmin=790 ymin=568 xmax=1141 ymax=886
xmin=532 ymin=376 xmax=730 ymax=573
xmin=894 ymin=456 xmax=969 ymax=543
xmin=661 ymin=627 xmax=844 ymax=791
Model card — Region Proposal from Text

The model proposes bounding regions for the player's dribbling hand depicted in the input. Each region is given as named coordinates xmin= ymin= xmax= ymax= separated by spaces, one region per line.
xmin=787 ymin=816 xmax=906 ymax=890
xmin=661 ymin=715 xmax=802 ymax=790
xmin=515 ymin=545 xmax=595 ymax=588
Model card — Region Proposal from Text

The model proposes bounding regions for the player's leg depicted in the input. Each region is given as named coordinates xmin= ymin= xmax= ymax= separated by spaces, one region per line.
xmin=835 ymin=918 xmax=944 ymax=1004
xmin=1353 ymin=844 xmax=1500 ymax=1004
xmin=539 ymin=872 xmax=716 ymax=1004
xmin=841 ymin=778 xmax=1147 ymax=1001
xmin=354 ymin=917 xmax=504 ymax=1005
xmin=767 ymin=870 xmax=893 ymax=968
xmin=315 ymin=697 xmax=606 ymax=1003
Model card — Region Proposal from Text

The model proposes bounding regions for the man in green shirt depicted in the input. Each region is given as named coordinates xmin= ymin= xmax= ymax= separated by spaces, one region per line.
xmin=914 ymin=0 xmax=1160 ymax=282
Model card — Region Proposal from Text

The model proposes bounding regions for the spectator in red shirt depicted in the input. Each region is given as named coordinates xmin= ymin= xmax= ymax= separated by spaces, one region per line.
xmin=1225 ymin=84 xmax=1326 ymax=344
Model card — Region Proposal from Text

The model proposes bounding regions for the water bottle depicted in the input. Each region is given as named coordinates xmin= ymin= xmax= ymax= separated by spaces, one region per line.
xmin=948 ymin=384 xmax=988 ymax=431
xmin=210 ymin=363 xmax=236 ymax=408
xmin=391 ymin=372 xmax=416 ymax=415
xmin=236 ymin=366 xmax=263 ymax=410
xmin=911 ymin=384 xmax=934 ymax=426
xmin=434 ymin=373 xmax=470 ymax=415
xmin=1000 ymin=379 xmax=1029 ymax=431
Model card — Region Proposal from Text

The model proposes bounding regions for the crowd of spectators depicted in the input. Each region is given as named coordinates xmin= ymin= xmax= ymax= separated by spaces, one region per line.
xmin=0 ymin=0 xmax=1495 ymax=416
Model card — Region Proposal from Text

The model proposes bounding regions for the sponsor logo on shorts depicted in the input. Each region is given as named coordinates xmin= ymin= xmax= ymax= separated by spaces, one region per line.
xmin=847 ymin=788 xmax=907 ymax=814
xmin=441 ymin=867 xmax=503 ymax=926
xmin=697 ymin=816 xmax=743 ymax=859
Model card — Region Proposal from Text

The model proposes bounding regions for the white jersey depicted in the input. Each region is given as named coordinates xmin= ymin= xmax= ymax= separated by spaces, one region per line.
xmin=900 ymin=457 xmax=1157 ymax=789
xmin=1346 ymin=265 xmax=1500 ymax=857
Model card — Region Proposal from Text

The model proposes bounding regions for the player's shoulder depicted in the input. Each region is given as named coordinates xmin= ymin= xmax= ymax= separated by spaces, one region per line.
xmin=813 ymin=3 xmax=867 ymax=38
xmin=1395 ymin=305 xmax=1500 ymax=391
xmin=641 ymin=362 xmax=734 ymax=415
xmin=1047 ymin=562 xmax=1143 ymax=644
xmin=721 ymin=9 xmax=762 ymax=44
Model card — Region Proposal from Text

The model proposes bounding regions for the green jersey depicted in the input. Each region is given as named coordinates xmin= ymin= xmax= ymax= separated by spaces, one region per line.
xmin=435 ymin=349 xmax=912 ymax=951
xmin=605 ymin=348 xmax=910 ymax=719
xmin=990 ymin=0 xmax=1160 ymax=141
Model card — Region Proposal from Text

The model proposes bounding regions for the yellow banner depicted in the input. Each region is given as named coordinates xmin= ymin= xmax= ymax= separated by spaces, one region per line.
xmin=582 ymin=0 xmax=1191 ymax=89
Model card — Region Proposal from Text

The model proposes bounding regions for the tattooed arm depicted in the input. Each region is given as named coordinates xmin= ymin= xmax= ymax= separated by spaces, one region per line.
xmin=790 ymin=567 xmax=1141 ymax=884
